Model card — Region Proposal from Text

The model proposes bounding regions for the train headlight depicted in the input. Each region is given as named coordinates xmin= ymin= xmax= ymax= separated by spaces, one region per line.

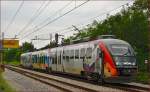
xmin=116 ymin=61 xmax=121 ymax=66
xmin=116 ymin=62 xmax=119 ymax=65
xmin=132 ymin=62 xmax=136 ymax=66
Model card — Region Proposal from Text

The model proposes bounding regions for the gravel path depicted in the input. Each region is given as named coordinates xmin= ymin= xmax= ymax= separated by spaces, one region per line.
xmin=3 ymin=69 xmax=64 ymax=92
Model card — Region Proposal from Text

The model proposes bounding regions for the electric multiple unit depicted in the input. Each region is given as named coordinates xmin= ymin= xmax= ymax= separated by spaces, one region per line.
xmin=21 ymin=38 xmax=137 ymax=83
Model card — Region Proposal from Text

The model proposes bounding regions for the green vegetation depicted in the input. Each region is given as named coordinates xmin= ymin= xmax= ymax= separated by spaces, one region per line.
xmin=4 ymin=42 xmax=35 ymax=65
xmin=136 ymin=72 xmax=150 ymax=84
xmin=0 ymin=73 xmax=15 ymax=92
xmin=5 ymin=60 xmax=20 ymax=66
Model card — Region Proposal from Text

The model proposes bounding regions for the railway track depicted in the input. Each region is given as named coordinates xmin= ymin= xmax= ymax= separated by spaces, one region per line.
xmin=5 ymin=65 xmax=149 ymax=92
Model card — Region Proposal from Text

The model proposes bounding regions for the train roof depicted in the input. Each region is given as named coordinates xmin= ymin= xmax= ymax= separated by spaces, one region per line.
xmin=21 ymin=38 xmax=130 ymax=55
xmin=60 ymin=38 xmax=130 ymax=48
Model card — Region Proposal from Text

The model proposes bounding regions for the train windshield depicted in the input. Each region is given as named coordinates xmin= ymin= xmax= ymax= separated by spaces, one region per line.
xmin=109 ymin=44 xmax=134 ymax=56
xmin=108 ymin=44 xmax=136 ymax=66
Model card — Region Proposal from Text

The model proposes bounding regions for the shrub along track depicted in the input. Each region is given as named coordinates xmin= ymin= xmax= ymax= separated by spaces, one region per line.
xmin=5 ymin=65 xmax=150 ymax=92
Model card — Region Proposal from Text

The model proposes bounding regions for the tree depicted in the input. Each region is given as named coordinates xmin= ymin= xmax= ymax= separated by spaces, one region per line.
xmin=20 ymin=42 xmax=35 ymax=53
xmin=4 ymin=48 xmax=21 ymax=62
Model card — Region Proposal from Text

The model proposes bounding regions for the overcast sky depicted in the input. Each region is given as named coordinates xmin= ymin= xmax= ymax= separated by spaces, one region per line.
xmin=1 ymin=0 xmax=134 ymax=49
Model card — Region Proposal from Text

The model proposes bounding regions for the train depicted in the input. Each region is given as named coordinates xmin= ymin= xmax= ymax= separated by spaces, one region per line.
xmin=21 ymin=37 xmax=137 ymax=83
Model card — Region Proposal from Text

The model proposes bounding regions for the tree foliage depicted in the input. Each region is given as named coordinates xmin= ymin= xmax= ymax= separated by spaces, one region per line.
xmin=20 ymin=42 xmax=36 ymax=53
xmin=4 ymin=42 xmax=36 ymax=62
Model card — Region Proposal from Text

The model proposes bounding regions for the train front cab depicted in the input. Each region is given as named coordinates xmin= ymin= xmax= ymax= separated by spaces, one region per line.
xmin=99 ymin=40 xmax=137 ymax=83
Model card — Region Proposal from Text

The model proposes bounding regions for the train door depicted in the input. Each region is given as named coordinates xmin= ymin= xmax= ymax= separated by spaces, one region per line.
xmin=69 ymin=49 xmax=74 ymax=73
xmin=29 ymin=54 xmax=32 ymax=68
xmin=95 ymin=47 xmax=105 ymax=83
xmin=63 ymin=49 xmax=70 ymax=73
xmin=74 ymin=48 xmax=81 ymax=74
xmin=51 ymin=49 xmax=57 ymax=71
xmin=47 ymin=50 xmax=52 ymax=70
xmin=57 ymin=49 xmax=62 ymax=72
xmin=95 ymin=48 xmax=102 ymax=75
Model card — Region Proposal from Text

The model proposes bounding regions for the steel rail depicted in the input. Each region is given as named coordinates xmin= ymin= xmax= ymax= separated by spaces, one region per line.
xmin=5 ymin=65 xmax=99 ymax=92
xmin=6 ymin=65 xmax=150 ymax=92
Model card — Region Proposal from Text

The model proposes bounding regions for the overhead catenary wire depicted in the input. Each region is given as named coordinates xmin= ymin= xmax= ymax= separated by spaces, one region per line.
xmin=16 ymin=0 xmax=52 ymax=37
xmin=18 ymin=0 xmax=73 ymax=38
xmin=35 ymin=1 xmax=133 ymax=39
xmin=36 ymin=26 xmax=73 ymax=37
xmin=20 ymin=0 xmax=90 ymax=40
xmin=4 ymin=0 xmax=25 ymax=33
xmin=33 ymin=0 xmax=73 ymax=29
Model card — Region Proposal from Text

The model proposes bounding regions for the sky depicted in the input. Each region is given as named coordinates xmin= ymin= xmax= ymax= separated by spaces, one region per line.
xmin=1 ymin=0 xmax=134 ymax=49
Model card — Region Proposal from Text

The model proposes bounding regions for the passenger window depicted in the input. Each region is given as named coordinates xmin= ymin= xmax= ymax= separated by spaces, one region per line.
xmin=35 ymin=55 xmax=37 ymax=63
xmin=43 ymin=55 xmax=45 ymax=64
xmin=70 ymin=50 xmax=74 ymax=59
xmin=63 ymin=50 xmax=65 ymax=59
xmin=80 ymin=48 xmax=85 ymax=59
xmin=52 ymin=57 xmax=54 ymax=64
xmin=66 ymin=50 xmax=69 ymax=61
xmin=86 ymin=48 xmax=92 ymax=58
xmin=75 ymin=49 xmax=79 ymax=59
xmin=59 ymin=52 xmax=61 ymax=64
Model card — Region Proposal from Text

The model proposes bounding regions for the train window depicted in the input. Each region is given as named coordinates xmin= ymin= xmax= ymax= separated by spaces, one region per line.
xmin=63 ymin=50 xmax=65 ymax=59
xmin=60 ymin=53 xmax=61 ymax=64
xmin=52 ymin=57 xmax=54 ymax=64
xmin=46 ymin=55 xmax=48 ymax=64
xmin=58 ymin=51 xmax=61 ymax=64
xmin=35 ymin=55 xmax=37 ymax=63
xmin=49 ymin=56 xmax=51 ymax=64
xmin=37 ymin=55 xmax=39 ymax=63
xmin=75 ymin=49 xmax=79 ymax=59
xmin=55 ymin=54 xmax=57 ymax=64
xmin=39 ymin=55 xmax=41 ymax=63
xmin=40 ymin=55 xmax=42 ymax=64
xmin=66 ymin=50 xmax=69 ymax=61
xmin=57 ymin=51 xmax=60 ymax=64
xmin=86 ymin=48 xmax=92 ymax=59
xmin=31 ymin=55 xmax=34 ymax=63
xmin=70 ymin=50 xmax=74 ymax=59
xmin=42 ymin=55 xmax=44 ymax=64
xmin=45 ymin=55 xmax=47 ymax=64
xmin=39 ymin=55 xmax=40 ymax=63
xmin=80 ymin=48 xmax=85 ymax=59
xmin=43 ymin=55 xmax=44 ymax=64
xmin=44 ymin=55 xmax=45 ymax=64
xmin=109 ymin=44 xmax=134 ymax=56
xmin=33 ymin=55 xmax=35 ymax=63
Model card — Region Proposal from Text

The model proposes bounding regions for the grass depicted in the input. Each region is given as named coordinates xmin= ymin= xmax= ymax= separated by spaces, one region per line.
xmin=0 ymin=72 xmax=15 ymax=92
xmin=135 ymin=72 xmax=150 ymax=84
xmin=5 ymin=61 xmax=20 ymax=66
